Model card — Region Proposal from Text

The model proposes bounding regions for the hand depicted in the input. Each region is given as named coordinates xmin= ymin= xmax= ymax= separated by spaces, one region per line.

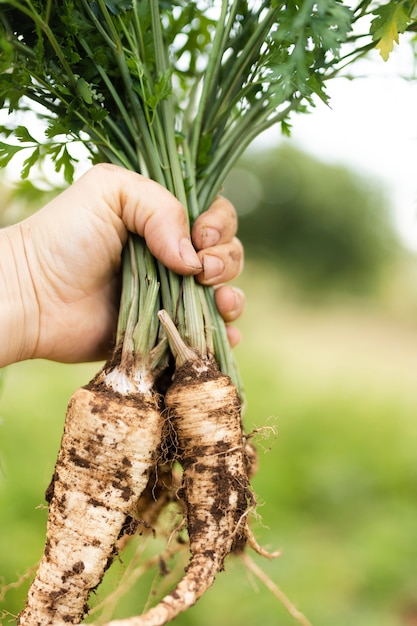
xmin=0 ymin=164 xmax=244 ymax=366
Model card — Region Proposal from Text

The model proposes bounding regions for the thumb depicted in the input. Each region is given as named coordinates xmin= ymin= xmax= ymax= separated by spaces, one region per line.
xmin=93 ymin=164 xmax=202 ymax=275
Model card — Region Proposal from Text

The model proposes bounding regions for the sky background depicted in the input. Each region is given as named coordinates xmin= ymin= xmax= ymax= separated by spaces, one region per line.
xmin=254 ymin=41 xmax=417 ymax=251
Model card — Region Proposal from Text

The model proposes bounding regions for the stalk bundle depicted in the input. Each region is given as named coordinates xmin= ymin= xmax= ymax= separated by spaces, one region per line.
xmin=0 ymin=0 xmax=400 ymax=624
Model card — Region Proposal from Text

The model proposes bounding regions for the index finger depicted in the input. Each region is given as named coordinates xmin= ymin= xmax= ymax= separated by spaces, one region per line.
xmin=191 ymin=196 xmax=238 ymax=251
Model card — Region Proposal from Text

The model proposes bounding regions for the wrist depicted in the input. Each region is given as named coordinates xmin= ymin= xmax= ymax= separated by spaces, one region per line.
xmin=0 ymin=224 xmax=39 ymax=367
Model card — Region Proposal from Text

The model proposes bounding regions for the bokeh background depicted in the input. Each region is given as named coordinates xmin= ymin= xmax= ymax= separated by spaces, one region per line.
xmin=1 ymin=43 xmax=417 ymax=626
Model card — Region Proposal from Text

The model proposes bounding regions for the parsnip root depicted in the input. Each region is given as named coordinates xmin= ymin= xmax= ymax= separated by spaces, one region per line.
xmin=18 ymin=367 xmax=162 ymax=626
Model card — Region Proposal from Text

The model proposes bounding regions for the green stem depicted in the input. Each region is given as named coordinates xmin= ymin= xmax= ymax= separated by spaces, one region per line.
xmin=132 ymin=242 xmax=160 ymax=360
xmin=116 ymin=244 xmax=134 ymax=345
xmin=189 ymin=0 xmax=230 ymax=166
xmin=204 ymin=287 xmax=242 ymax=394
xmin=149 ymin=1 xmax=186 ymax=205
xmin=181 ymin=140 xmax=200 ymax=222
xmin=197 ymin=99 xmax=298 ymax=211
xmin=101 ymin=117 xmax=139 ymax=168
xmin=79 ymin=0 xmax=118 ymax=49
xmin=1 ymin=32 xmax=36 ymax=58
xmin=96 ymin=0 xmax=124 ymax=48
xmin=120 ymin=237 xmax=139 ymax=363
xmin=114 ymin=13 xmax=173 ymax=187
xmin=82 ymin=0 xmax=167 ymax=183
xmin=118 ymin=236 xmax=161 ymax=368
xmin=78 ymin=38 xmax=139 ymax=145
xmin=201 ymin=3 xmax=275 ymax=136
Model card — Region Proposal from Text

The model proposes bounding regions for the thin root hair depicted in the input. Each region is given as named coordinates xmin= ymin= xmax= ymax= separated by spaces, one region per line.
xmin=241 ymin=552 xmax=312 ymax=626
xmin=0 ymin=563 xmax=39 ymax=603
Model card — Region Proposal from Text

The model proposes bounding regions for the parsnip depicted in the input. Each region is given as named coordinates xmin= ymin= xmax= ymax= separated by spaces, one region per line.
xmin=18 ymin=364 xmax=163 ymax=626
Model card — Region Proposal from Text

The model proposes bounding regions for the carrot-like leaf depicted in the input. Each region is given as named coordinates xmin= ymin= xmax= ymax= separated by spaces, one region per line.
xmin=370 ymin=1 xmax=412 ymax=61
xmin=0 ymin=140 xmax=24 ymax=168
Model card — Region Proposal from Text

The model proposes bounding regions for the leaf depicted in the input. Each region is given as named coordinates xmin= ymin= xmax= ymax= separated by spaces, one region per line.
xmin=370 ymin=2 xmax=411 ymax=61
xmin=281 ymin=119 xmax=292 ymax=137
xmin=0 ymin=141 xmax=25 ymax=168
xmin=14 ymin=125 xmax=38 ymax=143
xmin=53 ymin=145 xmax=76 ymax=184
xmin=21 ymin=146 xmax=40 ymax=179
xmin=0 ymin=125 xmax=15 ymax=140
xmin=147 ymin=71 xmax=172 ymax=111
xmin=45 ymin=117 xmax=72 ymax=139
xmin=76 ymin=77 xmax=93 ymax=104
xmin=311 ymin=1 xmax=353 ymax=54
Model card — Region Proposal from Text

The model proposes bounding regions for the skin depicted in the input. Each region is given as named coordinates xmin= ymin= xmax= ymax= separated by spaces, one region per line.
xmin=0 ymin=164 xmax=244 ymax=368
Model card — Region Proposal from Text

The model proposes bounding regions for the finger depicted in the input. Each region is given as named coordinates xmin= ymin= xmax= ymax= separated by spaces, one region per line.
xmin=216 ymin=286 xmax=245 ymax=348
xmin=195 ymin=237 xmax=244 ymax=286
xmin=226 ymin=325 xmax=242 ymax=348
xmin=90 ymin=164 xmax=202 ymax=275
xmin=191 ymin=196 xmax=238 ymax=250
xmin=214 ymin=285 xmax=245 ymax=323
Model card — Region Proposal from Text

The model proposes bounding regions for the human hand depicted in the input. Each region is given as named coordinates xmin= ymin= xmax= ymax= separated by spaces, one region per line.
xmin=0 ymin=164 xmax=244 ymax=366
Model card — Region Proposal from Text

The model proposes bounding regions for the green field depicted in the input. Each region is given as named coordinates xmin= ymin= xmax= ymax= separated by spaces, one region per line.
xmin=1 ymin=263 xmax=417 ymax=626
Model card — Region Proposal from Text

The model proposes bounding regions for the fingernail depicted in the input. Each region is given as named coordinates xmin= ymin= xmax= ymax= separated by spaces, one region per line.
xmin=229 ymin=287 xmax=244 ymax=314
xmin=203 ymin=254 xmax=224 ymax=280
xmin=179 ymin=238 xmax=202 ymax=270
xmin=202 ymin=227 xmax=220 ymax=248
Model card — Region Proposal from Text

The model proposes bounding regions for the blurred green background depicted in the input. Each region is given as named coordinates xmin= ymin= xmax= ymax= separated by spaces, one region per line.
xmin=1 ymin=143 xmax=417 ymax=625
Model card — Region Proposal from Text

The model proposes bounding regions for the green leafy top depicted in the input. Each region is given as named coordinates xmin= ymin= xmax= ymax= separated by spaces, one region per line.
xmin=0 ymin=1 xmax=357 ymax=194
xmin=1 ymin=1 xmax=416 ymax=192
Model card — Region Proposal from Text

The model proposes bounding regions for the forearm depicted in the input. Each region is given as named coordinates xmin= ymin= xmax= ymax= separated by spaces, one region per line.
xmin=0 ymin=224 xmax=39 ymax=367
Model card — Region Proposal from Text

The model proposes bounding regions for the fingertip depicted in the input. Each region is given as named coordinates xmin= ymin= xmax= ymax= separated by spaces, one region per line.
xmin=179 ymin=238 xmax=203 ymax=272
xmin=214 ymin=285 xmax=245 ymax=322
xmin=193 ymin=226 xmax=221 ymax=251
xmin=192 ymin=195 xmax=237 ymax=249
xmin=226 ymin=325 xmax=242 ymax=348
